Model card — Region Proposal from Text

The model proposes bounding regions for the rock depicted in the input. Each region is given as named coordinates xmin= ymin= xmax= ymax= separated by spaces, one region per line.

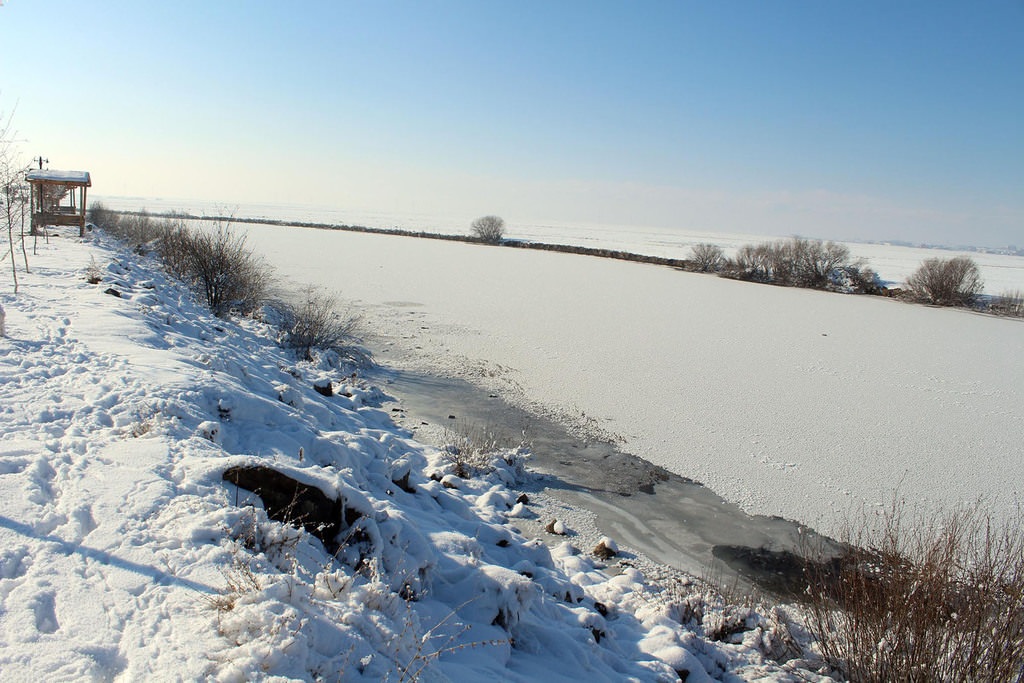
xmin=508 ymin=502 xmax=535 ymax=519
xmin=594 ymin=602 xmax=608 ymax=617
xmin=104 ymin=288 xmax=121 ymax=298
xmin=217 ymin=397 xmax=233 ymax=421
xmin=275 ymin=384 xmax=302 ymax=408
xmin=391 ymin=470 xmax=415 ymax=494
xmin=197 ymin=421 xmax=221 ymax=444
xmin=313 ymin=379 xmax=333 ymax=397
xmin=593 ymin=538 xmax=618 ymax=560
xmin=441 ymin=474 xmax=461 ymax=489
xmin=222 ymin=465 xmax=361 ymax=550
xmin=515 ymin=493 xmax=529 ymax=504
xmin=545 ymin=519 xmax=567 ymax=535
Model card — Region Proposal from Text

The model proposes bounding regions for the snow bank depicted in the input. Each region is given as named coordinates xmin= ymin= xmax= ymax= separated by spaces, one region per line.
xmin=0 ymin=232 xmax=828 ymax=679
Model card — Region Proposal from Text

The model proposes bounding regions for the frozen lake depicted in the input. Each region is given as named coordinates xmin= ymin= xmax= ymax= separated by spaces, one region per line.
xmin=196 ymin=219 xmax=1024 ymax=539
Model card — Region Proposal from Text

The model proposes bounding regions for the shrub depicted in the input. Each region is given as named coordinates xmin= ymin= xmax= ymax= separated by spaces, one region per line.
xmin=802 ymin=502 xmax=1024 ymax=682
xmin=723 ymin=242 xmax=783 ymax=282
xmin=157 ymin=221 xmax=270 ymax=316
xmin=720 ymin=237 xmax=873 ymax=292
xmin=906 ymin=256 xmax=983 ymax=306
xmin=471 ymin=215 xmax=505 ymax=244
xmin=785 ymin=237 xmax=851 ymax=288
xmin=279 ymin=287 xmax=362 ymax=362
xmin=830 ymin=263 xmax=883 ymax=295
xmin=991 ymin=289 xmax=1024 ymax=318
xmin=84 ymin=256 xmax=103 ymax=284
xmin=88 ymin=201 xmax=118 ymax=231
xmin=690 ymin=243 xmax=724 ymax=272
xmin=90 ymin=204 xmax=166 ymax=246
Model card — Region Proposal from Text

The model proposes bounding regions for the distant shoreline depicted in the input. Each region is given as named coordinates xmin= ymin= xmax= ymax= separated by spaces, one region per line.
xmin=105 ymin=208 xmax=700 ymax=270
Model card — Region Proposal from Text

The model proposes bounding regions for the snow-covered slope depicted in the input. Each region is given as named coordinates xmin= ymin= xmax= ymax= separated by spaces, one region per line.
xmin=0 ymin=234 xmax=824 ymax=680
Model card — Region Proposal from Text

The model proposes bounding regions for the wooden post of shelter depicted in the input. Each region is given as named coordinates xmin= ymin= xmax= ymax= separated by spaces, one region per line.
xmin=25 ymin=170 xmax=92 ymax=238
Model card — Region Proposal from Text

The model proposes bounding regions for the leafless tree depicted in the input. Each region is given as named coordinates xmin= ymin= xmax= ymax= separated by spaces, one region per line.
xmin=689 ymin=243 xmax=724 ymax=272
xmin=470 ymin=215 xmax=505 ymax=244
xmin=906 ymin=256 xmax=983 ymax=306
xmin=1 ymin=102 xmax=29 ymax=293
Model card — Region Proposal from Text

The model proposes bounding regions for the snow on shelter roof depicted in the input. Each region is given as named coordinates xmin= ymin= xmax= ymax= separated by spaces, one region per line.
xmin=25 ymin=169 xmax=91 ymax=186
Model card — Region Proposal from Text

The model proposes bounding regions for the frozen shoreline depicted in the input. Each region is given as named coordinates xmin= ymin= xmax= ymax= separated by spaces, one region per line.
xmin=372 ymin=365 xmax=837 ymax=596
xmin=96 ymin=196 xmax=1024 ymax=294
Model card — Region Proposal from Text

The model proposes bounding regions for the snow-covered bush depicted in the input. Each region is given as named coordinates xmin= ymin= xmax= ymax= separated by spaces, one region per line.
xmin=828 ymin=262 xmax=882 ymax=294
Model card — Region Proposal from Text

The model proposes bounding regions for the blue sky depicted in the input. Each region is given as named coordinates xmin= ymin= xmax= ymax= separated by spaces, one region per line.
xmin=1 ymin=1 xmax=1021 ymax=246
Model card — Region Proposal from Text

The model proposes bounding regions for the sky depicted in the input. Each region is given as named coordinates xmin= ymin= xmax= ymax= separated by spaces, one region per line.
xmin=1 ymin=1 xmax=1022 ymax=247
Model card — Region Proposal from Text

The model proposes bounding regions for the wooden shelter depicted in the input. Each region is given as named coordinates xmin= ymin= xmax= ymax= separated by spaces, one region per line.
xmin=26 ymin=169 xmax=91 ymax=237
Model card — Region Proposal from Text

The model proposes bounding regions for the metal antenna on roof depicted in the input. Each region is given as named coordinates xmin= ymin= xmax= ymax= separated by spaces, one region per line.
xmin=33 ymin=156 xmax=48 ymax=170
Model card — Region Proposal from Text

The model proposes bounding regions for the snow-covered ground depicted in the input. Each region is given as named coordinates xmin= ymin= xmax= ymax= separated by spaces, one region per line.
xmin=0 ymin=231 xmax=827 ymax=680
xmin=210 ymin=223 xmax=1024 ymax=541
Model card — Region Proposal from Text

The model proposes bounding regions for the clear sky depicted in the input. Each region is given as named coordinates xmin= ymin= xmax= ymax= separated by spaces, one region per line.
xmin=1 ymin=1 xmax=1021 ymax=246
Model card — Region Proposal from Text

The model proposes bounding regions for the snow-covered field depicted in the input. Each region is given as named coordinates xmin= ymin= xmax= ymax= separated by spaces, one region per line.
xmin=0 ymin=232 xmax=825 ymax=680
xmin=96 ymin=196 xmax=1024 ymax=294
xmin=216 ymin=223 xmax=1024 ymax=541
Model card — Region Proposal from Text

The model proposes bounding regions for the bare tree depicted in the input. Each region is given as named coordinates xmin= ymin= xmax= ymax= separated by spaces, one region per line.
xmin=906 ymin=256 xmax=983 ymax=306
xmin=1 ymin=102 xmax=29 ymax=293
xmin=689 ymin=243 xmax=724 ymax=272
xmin=471 ymin=215 xmax=505 ymax=244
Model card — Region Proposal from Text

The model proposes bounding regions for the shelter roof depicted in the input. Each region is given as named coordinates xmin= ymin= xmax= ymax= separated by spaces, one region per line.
xmin=26 ymin=169 xmax=91 ymax=186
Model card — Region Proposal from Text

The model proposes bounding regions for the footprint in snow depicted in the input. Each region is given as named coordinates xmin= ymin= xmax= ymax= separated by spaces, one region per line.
xmin=0 ymin=546 xmax=30 ymax=580
xmin=63 ymin=504 xmax=98 ymax=541
xmin=29 ymin=591 xmax=59 ymax=634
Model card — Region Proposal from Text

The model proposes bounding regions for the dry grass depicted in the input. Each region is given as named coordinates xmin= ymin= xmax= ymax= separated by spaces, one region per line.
xmin=802 ymin=501 xmax=1024 ymax=682
xmin=991 ymin=289 xmax=1024 ymax=318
